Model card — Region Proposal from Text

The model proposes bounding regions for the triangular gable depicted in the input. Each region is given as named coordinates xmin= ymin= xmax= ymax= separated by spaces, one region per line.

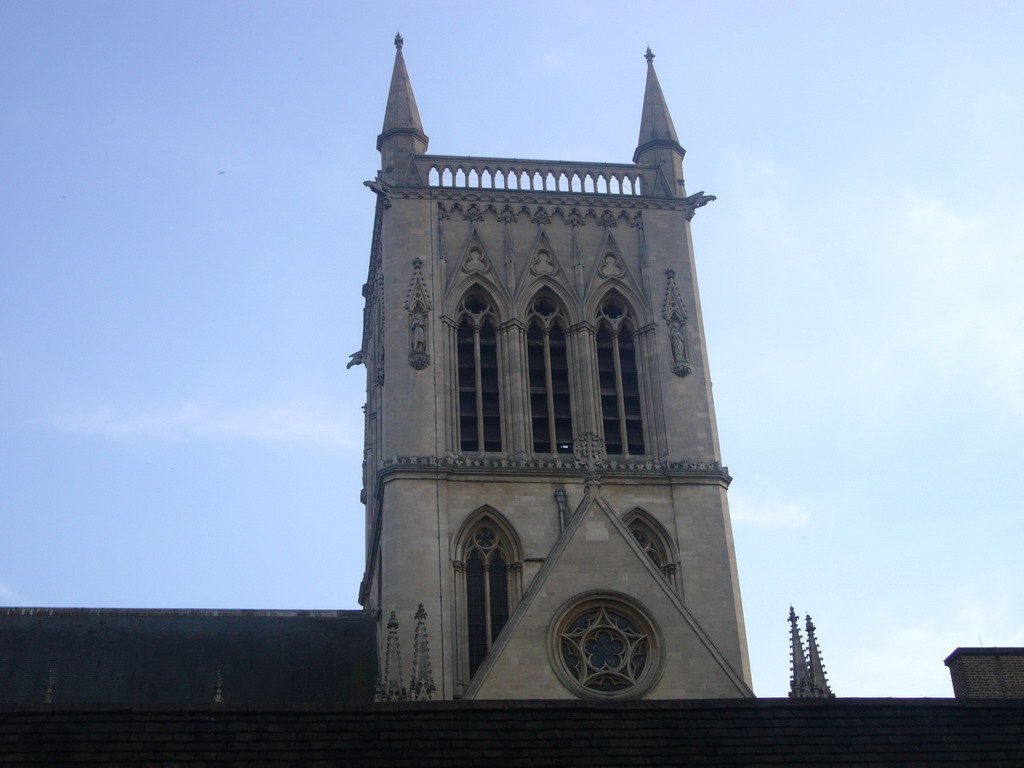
xmin=584 ymin=229 xmax=646 ymax=312
xmin=445 ymin=226 xmax=510 ymax=306
xmin=464 ymin=492 xmax=752 ymax=700
xmin=514 ymin=229 xmax=580 ymax=309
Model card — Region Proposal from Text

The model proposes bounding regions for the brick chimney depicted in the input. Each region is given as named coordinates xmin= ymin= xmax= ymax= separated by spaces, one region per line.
xmin=945 ymin=648 xmax=1024 ymax=698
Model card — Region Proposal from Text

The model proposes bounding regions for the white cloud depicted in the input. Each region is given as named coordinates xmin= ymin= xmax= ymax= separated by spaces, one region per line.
xmin=723 ymin=155 xmax=1024 ymax=424
xmin=852 ymin=583 xmax=1024 ymax=697
xmin=859 ymin=190 xmax=1024 ymax=420
xmin=54 ymin=402 xmax=361 ymax=449
xmin=729 ymin=492 xmax=811 ymax=529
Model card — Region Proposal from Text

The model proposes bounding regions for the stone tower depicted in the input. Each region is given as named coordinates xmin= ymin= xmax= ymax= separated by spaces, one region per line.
xmin=354 ymin=37 xmax=752 ymax=700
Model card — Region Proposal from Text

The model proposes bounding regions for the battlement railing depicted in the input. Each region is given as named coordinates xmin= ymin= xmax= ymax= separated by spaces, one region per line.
xmin=419 ymin=155 xmax=657 ymax=197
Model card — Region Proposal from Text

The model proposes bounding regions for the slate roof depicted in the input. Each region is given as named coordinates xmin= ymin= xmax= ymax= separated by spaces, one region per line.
xmin=1 ymin=698 xmax=1023 ymax=766
xmin=0 ymin=608 xmax=377 ymax=705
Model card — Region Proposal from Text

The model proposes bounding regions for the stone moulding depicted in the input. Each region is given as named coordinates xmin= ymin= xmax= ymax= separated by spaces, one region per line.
xmin=391 ymin=187 xmax=697 ymax=213
xmin=379 ymin=454 xmax=729 ymax=478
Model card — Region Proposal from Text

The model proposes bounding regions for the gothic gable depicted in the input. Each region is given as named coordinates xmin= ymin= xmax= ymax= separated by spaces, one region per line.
xmin=463 ymin=493 xmax=751 ymax=700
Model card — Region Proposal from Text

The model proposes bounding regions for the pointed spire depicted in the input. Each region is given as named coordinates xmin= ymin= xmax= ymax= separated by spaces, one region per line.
xmin=409 ymin=603 xmax=436 ymax=701
xmin=375 ymin=611 xmax=407 ymax=701
xmin=788 ymin=606 xmax=811 ymax=698
xmin=633 ymin=47 xmax=683 ymax=163
xmin=805 ymin=614 xmax=835 ymax=698
xmin=377 ymin=33 xmax=428 ymax=153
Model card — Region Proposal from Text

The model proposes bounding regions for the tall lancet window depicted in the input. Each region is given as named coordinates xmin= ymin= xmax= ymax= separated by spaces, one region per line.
xmin=526 ymin=294 xmax=573 ymax=454
xmin=456 ymin=513 xmax=522 ymax=678
xmin=456 ymin=293 xmax=501 ymax=453
xmin=596 ymin=296 xmax=645 ymax=456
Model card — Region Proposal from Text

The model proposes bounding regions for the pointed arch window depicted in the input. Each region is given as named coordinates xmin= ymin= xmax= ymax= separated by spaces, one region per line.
xmin=455 ymin=513 xmax=523 ymax=681
xmin=624 ymin=510 xmax=678 ymax=590
xmin=527 ymin=294 xmax=573 ymax=454
xmin=596 ymin=297 xmax=645 ymax=455
xmin=456 ymin=292 xmax=502 ymax=452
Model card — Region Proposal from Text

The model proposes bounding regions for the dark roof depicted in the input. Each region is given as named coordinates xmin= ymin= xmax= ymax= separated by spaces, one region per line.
xmin=2 ymin=699 xmax=1023 ymax=766
xmin=0 ymin=608 xmax=376 ymax=704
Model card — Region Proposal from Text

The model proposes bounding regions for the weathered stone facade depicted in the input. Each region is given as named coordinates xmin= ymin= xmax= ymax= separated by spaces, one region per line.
xmin=355 ymin=38 xmax=751 ymax=699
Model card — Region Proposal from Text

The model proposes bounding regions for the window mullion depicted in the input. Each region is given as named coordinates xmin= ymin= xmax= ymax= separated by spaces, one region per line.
xmin=473 ymin=325 xmax=485 ymax=451
xmin=483 ymin=562 xmax=493 ymax=649
xmin=542 ymin=328 xmax=557 ymax=452
xmin=611 ymin=331 xmax=629 ymax=457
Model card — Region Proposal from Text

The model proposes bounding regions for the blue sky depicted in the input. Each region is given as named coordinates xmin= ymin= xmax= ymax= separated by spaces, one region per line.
xmin=2 ymin=1 xmax=1022 ymax=698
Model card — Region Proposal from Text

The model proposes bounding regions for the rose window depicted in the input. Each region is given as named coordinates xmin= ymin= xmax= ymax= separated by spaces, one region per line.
xmin=551 ymin=595 xmax=661 ymax=699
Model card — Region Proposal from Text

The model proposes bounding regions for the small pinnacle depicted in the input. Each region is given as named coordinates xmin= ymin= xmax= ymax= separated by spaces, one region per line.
xmin=394 ymin=32 xmax=403 ymax=50
xmin=645 ymin=47 xmax=655 ymax=64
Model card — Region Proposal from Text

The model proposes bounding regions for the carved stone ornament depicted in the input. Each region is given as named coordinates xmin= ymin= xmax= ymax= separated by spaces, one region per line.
xmin=550 ymin=594 xmax=662 ymax=700
xmin=380 ymin=453 xmax=727 ymax=475
xmin=573 ymin=431 xmax=607 ymax=468
xmin=662 ymin=270 xmax=691 ymax=377
xmin=497 ymin=205 xmax=518 ymax=224
xmin=565 ymin=208 xmax=585 ymax=227
xmin=408 ymin=347 xmax=430 ymax=370
xmin=462 ymin=246 xmax=489 ymax=274
xmin=573 ymin=431 xmax=607 ymax=490
xmin=463 ymin=203 xmax=485 ymax=222
xmin=598 ymin=252 xmax=625 ymax=279
xmin=405 ymin=258 xmax=432 ymax=370
xmin=530 ymin=249 xmax=558 ymax=276
xmin=363 ymin=178 xmax=392 ymax=208
xmin=531 ymin=206 xmax=552 ymax=225
xmin=375 ymin=611 xmax=407 ymax=702
xmin=683 ymin=190 xmax=716 ymax=221
xmin=599 ymin=210 xmax=619 ymax=228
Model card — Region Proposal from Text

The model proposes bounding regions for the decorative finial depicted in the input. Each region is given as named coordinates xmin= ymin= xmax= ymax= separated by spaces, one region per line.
xmin=213 ymin=669 xmax=224 ymax=704
xmin=395 ymin=32 xmax=403 ymax=50
xmin=789 ymin=607 xmax=834 ymax=699
xmin=410 ymin=603 xmax=436 ymax=701
xmin=375 ymin=610 xmax=407 ymax=701
xmin=645 ymin=47 xmax=655 ymax=64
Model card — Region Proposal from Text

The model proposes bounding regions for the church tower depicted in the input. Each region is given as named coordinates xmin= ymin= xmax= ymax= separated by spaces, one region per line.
xmin=355 ymin=37 xmax=752 ymax=700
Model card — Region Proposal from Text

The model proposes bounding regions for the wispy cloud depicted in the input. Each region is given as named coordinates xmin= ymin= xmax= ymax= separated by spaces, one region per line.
xmin=729 ymin=492 xmax=811 ymax=529
xmin=0 ymin=583 xmax=25 ymax=606
xmin=54 ymin=402 xmax=361 ymax=449
xmin=724 ymin=152 xmax=1024 ymax=424
xmin=853 ymin=583 xmax=1024 ymax=697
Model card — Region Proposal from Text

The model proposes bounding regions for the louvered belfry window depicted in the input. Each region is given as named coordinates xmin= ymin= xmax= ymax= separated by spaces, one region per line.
xmin=596 ymin=297 xmax=645 ymax=456
xmin=456 ymin=293 xmax=502 ymax=453
xmin=526 ymin=295 xmax=573 ymax=454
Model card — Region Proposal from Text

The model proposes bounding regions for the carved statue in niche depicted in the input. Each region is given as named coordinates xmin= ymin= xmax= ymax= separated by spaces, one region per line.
xmin=411 ymin=313 xmax=426 ymax=351
xmin=405 ymin=257 xmax=432 ymax=370
xmin=662 ymin=269 xmax=691 ymax=377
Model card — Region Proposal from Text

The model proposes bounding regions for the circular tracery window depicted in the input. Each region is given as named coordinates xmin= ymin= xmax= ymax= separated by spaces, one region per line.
xmin=549 ymin=593 xmax=662 ymax=699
